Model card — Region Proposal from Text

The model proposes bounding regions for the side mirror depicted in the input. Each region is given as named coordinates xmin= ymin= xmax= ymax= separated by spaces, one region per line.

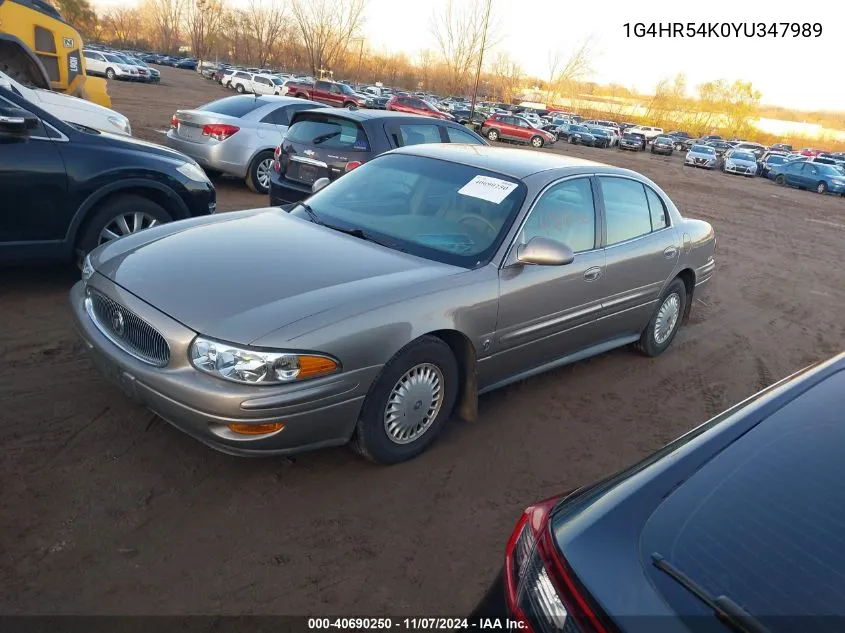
xmin=0 ymin=106 xmax=39 ymax=135
xmin=312 ymin=177 xmax=330 ymax=194
xmin=516 ymin=237 xmax=574 ymax=266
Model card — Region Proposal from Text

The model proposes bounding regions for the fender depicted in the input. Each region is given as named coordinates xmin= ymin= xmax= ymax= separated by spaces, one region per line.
xmin=66 ymin=178 xmax=190 ymax=243
xmin=0 ymin=34 xmax=51 ymax=89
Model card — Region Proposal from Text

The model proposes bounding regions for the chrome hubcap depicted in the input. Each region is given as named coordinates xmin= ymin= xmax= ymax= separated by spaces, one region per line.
xmin=384 ymin=363 xmax=444 ymax=445
xmin=818 ymin=184 xmax=825 ymax=193
xmin=257 ymin=159 xmax=273 ymax=189
xmin=533 ymin=138 xmax=542 ymax=147
xmin=654 ymin=292 xmax=681 ymax=345
xmin=98 ymin=212 xmax=158 ymax=245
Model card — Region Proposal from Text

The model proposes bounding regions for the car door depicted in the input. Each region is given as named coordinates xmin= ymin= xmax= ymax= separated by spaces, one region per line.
xmin=784 ymin=162 xmax=804 ymax=187
xmin=328 ymin=83 xmax=346 ymax=106
xmin=489 ymin=176 xmax=607 ymax=385
xmin=0 ymin=95 xmax=68 ymax=246
xmin=799 ymin=163 xmax=821 ymax=189
xmin=314 ymin=81 xmax=333 ymax=105
xmin=501 ymin=116 xmax=521 ymax=140
xmin=514 ymin=118 xmax=534 ymax=141
xmin=594 ymin=176 xmax=681 ymax=342
xmin=83 ymin=51 xmax=105 ymax=74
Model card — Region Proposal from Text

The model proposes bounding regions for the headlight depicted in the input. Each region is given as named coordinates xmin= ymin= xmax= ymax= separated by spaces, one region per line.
xmin=108 ymin=115 xmax=131 ymax=135
xmin=190 ymin=336 xmax=340 ymax=385
xmin=176 ymin=162 xmax=210 ymax=182
xmin=81 ymin=254 xmax=95 ymax=282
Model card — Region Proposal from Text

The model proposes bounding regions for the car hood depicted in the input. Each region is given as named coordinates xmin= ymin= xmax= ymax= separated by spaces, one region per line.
xmin=91 ymin=209 xmax=462 ymax=344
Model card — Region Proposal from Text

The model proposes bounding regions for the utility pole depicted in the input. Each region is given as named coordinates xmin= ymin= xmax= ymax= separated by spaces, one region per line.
xmin=353 ymin=37 xmax=365 ymax=84
xmin=469 ymin=0 xmax=492 ymax=121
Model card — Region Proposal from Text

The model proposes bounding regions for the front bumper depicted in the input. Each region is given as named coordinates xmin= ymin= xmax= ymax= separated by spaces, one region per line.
xmin=70 ymin=278 xmax=378 ymax=457
xmin=164 ymin=129 xmax=250 ymax=179
xmin=724 ymin=164 xmax=755 ymax=175
xmin=652 ymin=145 xmax=672 ymax=154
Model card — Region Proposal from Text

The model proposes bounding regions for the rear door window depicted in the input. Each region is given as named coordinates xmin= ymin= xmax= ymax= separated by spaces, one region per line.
xmin=397 ymin=124 xmax=443 ymax=146
xmin=445 ymin=126 xmax=485 ymax=145
xmin=599 ymin=177 xmax=653 ymax=245
xmin=286 ymin=113 xmax=370 ymax=152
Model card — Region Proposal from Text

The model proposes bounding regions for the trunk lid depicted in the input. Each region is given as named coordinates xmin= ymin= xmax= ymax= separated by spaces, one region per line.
xmin=279 ymin=111 xmax=372 ymax=186
xmin=171 ymin=109 xmax=244 ymax=144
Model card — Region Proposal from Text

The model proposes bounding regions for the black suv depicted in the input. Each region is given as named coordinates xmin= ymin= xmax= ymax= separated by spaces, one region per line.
xmin=268 ymin=109 xmax=487 ymax=205
xmin=0 ymin=87 xmax=215 ymax=265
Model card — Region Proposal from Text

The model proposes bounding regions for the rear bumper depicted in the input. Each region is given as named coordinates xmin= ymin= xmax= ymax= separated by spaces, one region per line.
xmin=164 ymin=130 xmax=250 ymax=179
xmin=268 ymin=170 xmax=313 ymax=205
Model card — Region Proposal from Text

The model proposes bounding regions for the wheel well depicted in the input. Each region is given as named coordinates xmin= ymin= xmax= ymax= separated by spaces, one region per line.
xmin=73 ymin=186 xmax=187 ymax=248
xmin=0 ymin=39 xmax=50 ymax=88
xmin=427 ymin=329 xmax=478 ymax=422
xmin=676 ymin=268 xmax=696 ymax=320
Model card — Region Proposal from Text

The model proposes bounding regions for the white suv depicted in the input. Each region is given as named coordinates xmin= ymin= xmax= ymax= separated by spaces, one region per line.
xmin=628 ymin=125 xmax=664 ymax=141
xmin=83 ymin=50 xmax=138 ymax=81
xmin=229 ymin=71 xmax=255 ymax=93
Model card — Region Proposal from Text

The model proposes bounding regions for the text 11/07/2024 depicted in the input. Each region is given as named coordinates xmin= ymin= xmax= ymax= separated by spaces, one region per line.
xmin=307 ymin=618 xmax=527 ymax=630
xmin=624 ymin=22 xmax=822 ymax=38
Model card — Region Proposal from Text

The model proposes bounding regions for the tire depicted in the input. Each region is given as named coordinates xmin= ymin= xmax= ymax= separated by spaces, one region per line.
xmin=775 ymin=175 xmax=785 ymax=185
xmin=236 ymin=83 xmax=245 ymax=93
xmin=634 ymin=278 xmax=687 ymax=357
xmin=486 ymin=129 xmax=499 ymax=142
xmin=75 ymin=194 xmax=173 ymax=264
xmin=530 ymin=135 xmax=544 ymax=148
xmin=674 ymin=143 xmax=683 ymax=151
xmin=246 ymin=150 xmax=274 ymax=194
xmin=344 ymin=102 xmax=357 ymax=110
xmin=105 ymin=68 xmax=116 ymax=80
xmin=350 ymin=336 xmax=459 ymax=464
xmin=817 ymin=181 xmax=828 ymax=194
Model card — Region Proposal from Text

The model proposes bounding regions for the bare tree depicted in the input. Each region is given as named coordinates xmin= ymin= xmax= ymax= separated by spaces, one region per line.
xmin=185 ymin=0 xmax=224 ymax=63
xmin=141 ymin=0 xmax=187 ymax=53
xmin=242 ymin=0 xmax=286 ymax=67
xmin=430 ymin=0 xmax=499 ymax=94
xmin=290 ymin=0 xmax=367 ymax=75
xmin=489 ymin=51 xmax=521 ymax=102
xmin=103 ymin=6 xmax=143 ymax=48
xmin=546 ymin=37 xmax=594 ymax=103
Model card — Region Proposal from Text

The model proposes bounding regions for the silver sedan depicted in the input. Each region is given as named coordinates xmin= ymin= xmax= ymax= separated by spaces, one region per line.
xmin=71 ymin=145 xmax=716 ymax=464
xmin=165 ymin=95 xmax=326 ymax=194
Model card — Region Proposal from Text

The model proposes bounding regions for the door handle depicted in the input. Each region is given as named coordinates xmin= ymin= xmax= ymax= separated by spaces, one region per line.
xmin=664 ymin=246 xmax=679 ymax=259
xmin=583 ymin=267 xmax=602 ymax=281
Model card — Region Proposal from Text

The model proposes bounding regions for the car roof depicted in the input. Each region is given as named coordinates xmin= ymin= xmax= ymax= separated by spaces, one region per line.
xmin=389 ymin=143 xmax=619 ymax=178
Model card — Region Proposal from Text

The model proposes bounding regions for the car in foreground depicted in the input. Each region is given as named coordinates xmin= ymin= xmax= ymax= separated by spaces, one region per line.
xmin=684 ymin=144 xmax=717 ymax=169
xmin=721 ymin=149 xmax=757 ymax=177
xmin=470 ymin=351 xmax=845 ymax=633
xmin=71 ymin=144 xmax=715 ymax=463
xmin=0 ymin=70 xmax=131 ymax=136
xmin=0 ymin=85 xmax=215 ymax=265
xmin=165 ymin=95 xmax=326 ymax=194
xmin=768 ymin=160 xmax=845 ymax=195
xmin=481 ymin=114 xmax=556 ymax=147
xmin=269 ymin=109 xmax=487 ymax=204
xmin=618 ymin=132 xmax=646 ymax=151
xmin=650 ymin=136 xmax=674 ymax=155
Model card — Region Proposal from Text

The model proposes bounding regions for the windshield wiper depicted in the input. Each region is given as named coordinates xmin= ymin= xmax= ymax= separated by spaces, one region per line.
xmin=651 ymin=553 xmax=770 ymax=633
xmin=296 ymin=202 xmax=324 ymax=226
xmin=312 ymin=131 xmax=341 ymax=145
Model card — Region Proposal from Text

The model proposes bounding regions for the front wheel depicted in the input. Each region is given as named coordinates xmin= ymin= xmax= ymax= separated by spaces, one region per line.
xmin=236 ymin=83 xmax=245 ymax=93
xmin=817 ymin=181 xmax=828 ymax=194
xmin=530 ymin=135 xmax=544 ymax=148
xmin=105 ymin=68 xmax=116 ymax=80
xmin=246 ymin=150 xmax=274 ymax=194
xmin=351 ymin=336 xmax=458 ymax=464
xmin=344 ymin=102 xmax=357 ymax=110
xmin=486 ymin=129 xmax=499 ymax=142
xmin=634 ymin=278 xmax=687 ymax=357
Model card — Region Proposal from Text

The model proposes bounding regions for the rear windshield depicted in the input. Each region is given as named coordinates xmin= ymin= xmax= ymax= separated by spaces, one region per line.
xmin=767 ymin=155 xmax=786 ymax=164
xmin=286 ymin=113 xmax=370 ymax=152
xmin=623 ymin=133 xmax=643 ymax=140
xmin=198 ymin=96 xmax=264 ymax=118
xmin=641 ymin=370 xmax=845 ymax=629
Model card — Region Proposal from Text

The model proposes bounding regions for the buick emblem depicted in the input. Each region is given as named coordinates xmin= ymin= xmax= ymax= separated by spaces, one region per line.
xmin=303 ymin=149 xmax=316 ymax=157
xmin=111 ymin=309 xmax=126 ymax=337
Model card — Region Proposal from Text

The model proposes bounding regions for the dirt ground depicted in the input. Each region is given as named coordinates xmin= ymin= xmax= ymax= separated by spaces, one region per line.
xmin=2 ymin=67 xmax=845 ymax=616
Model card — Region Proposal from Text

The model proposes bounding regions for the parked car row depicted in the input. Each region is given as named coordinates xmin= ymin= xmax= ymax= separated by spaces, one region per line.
xmin=83 ymin=47 xmax=161 ymax=83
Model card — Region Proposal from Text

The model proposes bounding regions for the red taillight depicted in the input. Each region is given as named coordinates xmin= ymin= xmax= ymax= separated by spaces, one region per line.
xmin=273 ymin=145 xmax=282 ymax=173
xmin=504 ymin=497 xmax=607 ymax=633
xmin=344 ymin=160 xmax=362 ymax=172
xmin=170 ymin=114 xmax=178 ymax=128
xmin=201 ymin=123 xmax=240 ymax=141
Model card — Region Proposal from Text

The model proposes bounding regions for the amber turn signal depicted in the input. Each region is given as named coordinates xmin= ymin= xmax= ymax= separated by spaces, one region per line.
xmin=296 ymin=355 xmax=339 ymax=379
xmin=228 ymin=422 xmax=284 ymax=436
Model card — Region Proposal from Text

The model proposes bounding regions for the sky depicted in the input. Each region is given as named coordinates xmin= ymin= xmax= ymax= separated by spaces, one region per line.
xmin=93 ymin=0 xmax=843 ymax=112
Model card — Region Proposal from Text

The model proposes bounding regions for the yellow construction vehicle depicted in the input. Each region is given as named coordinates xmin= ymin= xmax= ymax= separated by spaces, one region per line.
xmin=0 ymin=0 xmax=110 ymax=107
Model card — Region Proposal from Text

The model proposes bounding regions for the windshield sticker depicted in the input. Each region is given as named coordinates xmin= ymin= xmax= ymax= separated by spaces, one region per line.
xmin=458 ymin=175 xmax=518 ymax=204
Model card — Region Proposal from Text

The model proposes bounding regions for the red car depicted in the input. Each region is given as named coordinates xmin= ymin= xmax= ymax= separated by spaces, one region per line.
xmin=799 ymin=148 xmax=823 ymax=157
xmin=285 ymin=79 xmax=368 ymax=109
xmin=385 ymin=95 xmax=454 ymax=121
xmin=480 ymin=114 xmax=556 ymax=148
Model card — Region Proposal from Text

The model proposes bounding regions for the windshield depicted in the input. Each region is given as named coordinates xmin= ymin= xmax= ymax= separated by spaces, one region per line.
xmin=623 ymin=133 xmax=642 ymax=140
xmin=691 ymin=145 xmax=715 ymax=154
xmin=731 ymin=151 xmax=755 ymax=162
xmin=816 ymin=164 xmax=842 ymax=177
xmin=588 ymin=127 xmax=607 ymax=136
xmin=654 ymin=136 xmax=672 ymax=143
xmin=271 ymin=77 xmax=283 ymax=85
xmin=767 ymin=155 xmax=785 ymax=165
xmin=104 ymin=54 xmax=125 ymax=63
xmin=293 ymin=153 xmax=527 ymax=268
xmin=339 ymin=83 xmax=357 ymax=95
xmin=572 ymin=125 xmax=589 ymax=133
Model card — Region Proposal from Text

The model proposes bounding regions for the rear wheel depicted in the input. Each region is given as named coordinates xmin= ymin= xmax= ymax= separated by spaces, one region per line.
xmin=105 ymin=68 xmax=116 ymax=80
xmin=486 ymin=129 xmax=499 ymax=142
xmin=75 ymin=195 xmax=172 ymax=263
xmin=236 ymin=83 xmax=245 ymax=93
xmin=775 ymin=175 xmax=786 ymax=185
xmin=350 ymin=336 xmax=458 ymax=464
xmin=817 ymin=181 xmax=828 ymax=194
xmin=530 ymin=135 xmax=544 ymax=148
xmin=344 ymin=102 xmax=358 ymax=110
xmin=246 ymin=150 xmax=274 ymax=194
xmin=635 ymin=278 xmax=687 ymax=357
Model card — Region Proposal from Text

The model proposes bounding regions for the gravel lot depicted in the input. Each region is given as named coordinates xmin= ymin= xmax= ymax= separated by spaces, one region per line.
xmin=2 ymin=67 xmax=845 ymax=615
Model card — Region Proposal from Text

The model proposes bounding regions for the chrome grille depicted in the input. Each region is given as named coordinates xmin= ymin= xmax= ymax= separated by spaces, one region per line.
xmin=86 ymin=290 xmax=170 ymax=367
